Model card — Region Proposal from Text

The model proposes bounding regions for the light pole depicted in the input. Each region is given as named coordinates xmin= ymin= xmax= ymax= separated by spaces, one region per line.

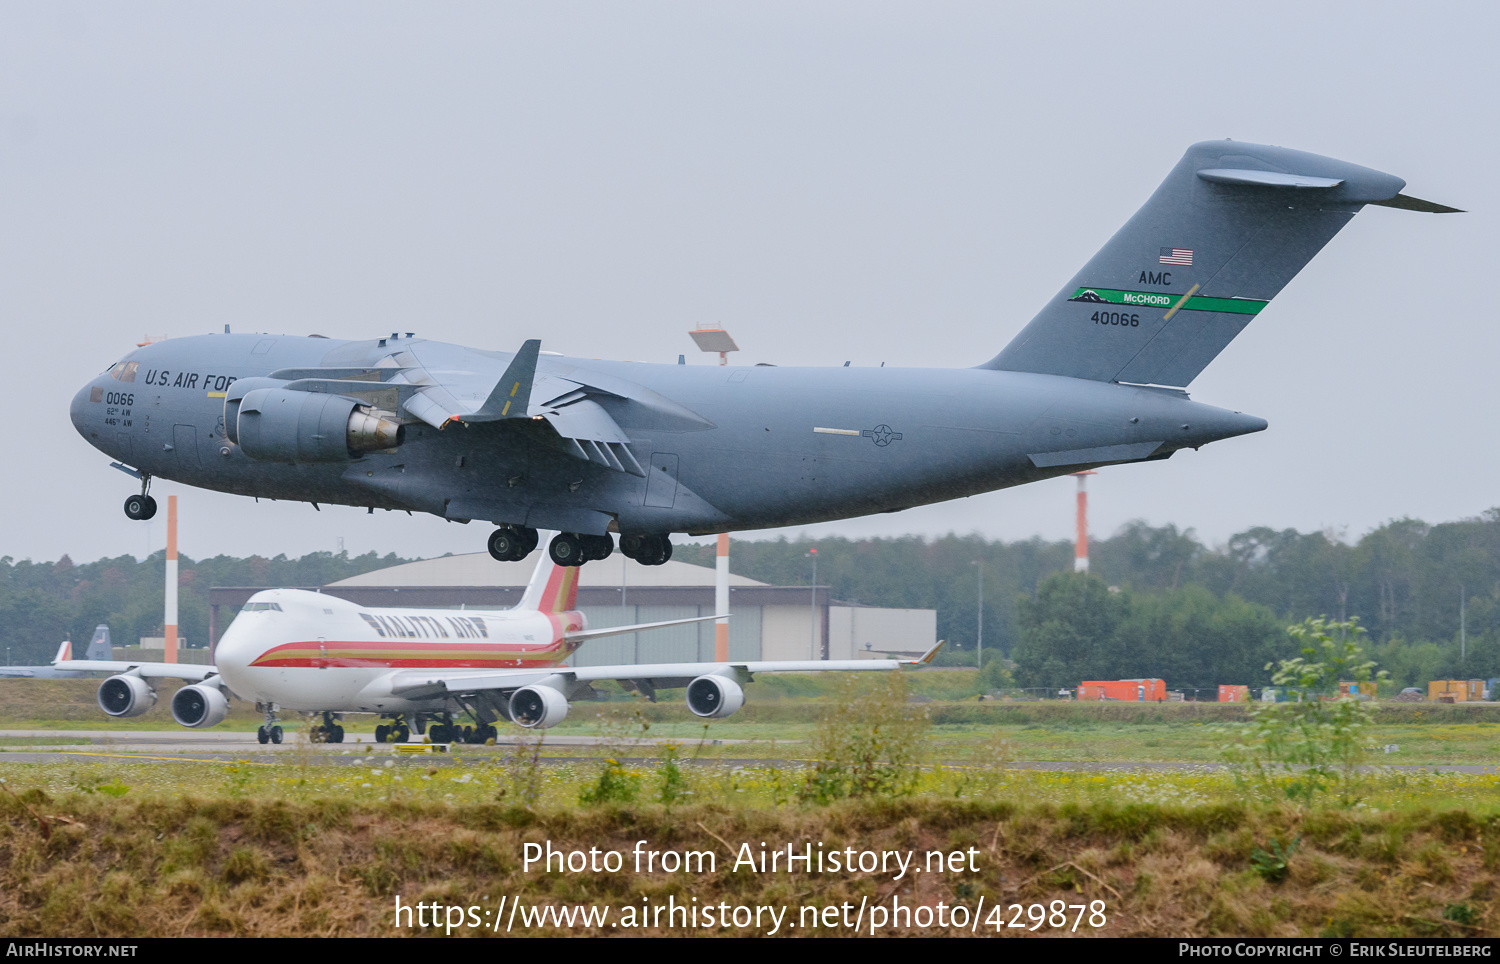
xmin=689 ymin=327 xmax=740 ymax=661
xmin=806 ymin=547 xmax=819 ymax=660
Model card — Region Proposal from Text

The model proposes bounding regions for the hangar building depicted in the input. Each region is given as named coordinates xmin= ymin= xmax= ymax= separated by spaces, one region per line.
xmin=208 ymin=553 xmax=935 ymax=667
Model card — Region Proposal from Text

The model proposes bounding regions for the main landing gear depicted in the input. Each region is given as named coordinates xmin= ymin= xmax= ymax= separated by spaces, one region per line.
xmin=485 ymin=526 xmax=672 ymax=567
xmin=310 ymin=711 xmax=346 ymax=743
xmin=123 ymin=473 xmax=157 ymax=521
xmin=486 ymin=525 xmax=539 ymax=562
xmin=619 ymin=534 xmax=672 ymax=567
xmin=373 ymin=713 xmax=498 ymax=745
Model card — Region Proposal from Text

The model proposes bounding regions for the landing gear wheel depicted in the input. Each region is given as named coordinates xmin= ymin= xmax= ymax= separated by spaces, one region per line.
xmin=393 ymin=725 xmax=409 ymax=743
xmin=257 ymin=726 xmax=270 ymax=745
xmin=549 ymin=532 xmax=586 ymax=566
xmin=333 ymin=725 xmax=344 ymax=743
xmin=462 ymin=725 xmax=474 ymax=743
xmin=310 ymin=725 xmax=325 ymax=743
xmin=636 ymin=535 xmax=672 ymax=566
xmin=581 ymin=534 xmax=614 ymax=561
xmin=488 ymin=526 xmax=533 ymax=562
xmin=619 ymin=534 xmax=644 ymax=560
xmin=375 ymin=725 xmax=389 ymax=743
xmin=124 ymin=494 xmax=157 ymax=521
xmin=270 ymin=725 xmax=284 ymax=744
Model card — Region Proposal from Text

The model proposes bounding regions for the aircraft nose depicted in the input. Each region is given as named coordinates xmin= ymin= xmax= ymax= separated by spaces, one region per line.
xmin=69 ymin=381 xmax=97 ymax=438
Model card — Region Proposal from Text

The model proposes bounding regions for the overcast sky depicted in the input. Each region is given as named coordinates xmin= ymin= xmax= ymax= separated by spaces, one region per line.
xmin=0 ymin=2 xmax=1491 ymax=564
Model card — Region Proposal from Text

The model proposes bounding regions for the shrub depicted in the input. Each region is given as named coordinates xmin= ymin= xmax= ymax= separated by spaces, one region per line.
xmin=800 ymin=670 xmax=929 ymax=803
xmin=1221 ymin=617 xmax=1386 ymax=807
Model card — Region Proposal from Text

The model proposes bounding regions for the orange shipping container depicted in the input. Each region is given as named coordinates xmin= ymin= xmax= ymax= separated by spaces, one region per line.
xmin=1079 ymin=679 xmax=1166 ymax=702
xmin=1218 ymin=685 xmax=1250 ymax=703
xmin=1428 ymin=680 xmax=1471 ymax=702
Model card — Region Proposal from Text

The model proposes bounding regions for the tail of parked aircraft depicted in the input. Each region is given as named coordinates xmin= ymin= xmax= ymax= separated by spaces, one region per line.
xmin=86 ymin=625 xmax=111 ymax=661
xmin=53 ymin=640 xmax=71 ymax=664
xmin=984 ymin=140 xmax=1459 ymax=388
xmin=516 ymin=535 xmax=581 ymax=614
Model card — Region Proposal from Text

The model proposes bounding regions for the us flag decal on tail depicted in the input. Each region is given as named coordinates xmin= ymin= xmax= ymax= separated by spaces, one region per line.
xmin=1159 ymin=247 xmax=1193 ymax=266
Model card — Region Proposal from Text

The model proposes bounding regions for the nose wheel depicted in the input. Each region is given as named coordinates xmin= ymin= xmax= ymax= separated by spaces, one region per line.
xmin=124 ymin=494 xmax=158 ymax=521
xmin=123 ymin=473 xmax=157 ymax=521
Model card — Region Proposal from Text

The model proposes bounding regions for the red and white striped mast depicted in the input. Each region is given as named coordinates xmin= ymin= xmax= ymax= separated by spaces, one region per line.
xmin=165 ymin=495 xmax=179 ymax=663
xmin=1070 ymin=471 xmax=1097 ymax=572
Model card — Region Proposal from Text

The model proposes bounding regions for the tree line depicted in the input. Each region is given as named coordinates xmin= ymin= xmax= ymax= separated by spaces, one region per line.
xmin=4 ymin=510 xmax=1498 ymax=689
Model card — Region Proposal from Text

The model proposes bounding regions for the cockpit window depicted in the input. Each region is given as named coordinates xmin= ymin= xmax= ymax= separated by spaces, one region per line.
xmin=109 ymin=361 xmax=139 ymax=382
xmin=242 ymin=602 xmax=283 ymax=612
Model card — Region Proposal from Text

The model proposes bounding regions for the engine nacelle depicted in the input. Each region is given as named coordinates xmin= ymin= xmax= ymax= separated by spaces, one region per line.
xmin=509 ymin=686 xmax=570 ymax=729
xmin=686 ymin=674 xmax=745 ymax=719
xmin=234 ymin=387 xmax=404 ymax=463
xmin=171 ymin=684 xmax=230 ymax=728
xmin=98 ymin=675 xmax=157 ymax=718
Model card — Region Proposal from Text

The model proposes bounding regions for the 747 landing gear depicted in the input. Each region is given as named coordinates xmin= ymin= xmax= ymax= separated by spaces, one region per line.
xmin=256 ymin=707 xmax=284 ymax=745
xmin=310 ymin=711 xmax=346 ymax=743
xmin=487 ymin=525 xmax=538 ymax=562
xmin=123 ymin=474 xmax=157 ymax=521
xmin=374 ymin=718 xmax=411 ymax=743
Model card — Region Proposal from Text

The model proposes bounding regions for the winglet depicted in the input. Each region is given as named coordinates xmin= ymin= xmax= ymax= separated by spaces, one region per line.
xmin=913 ymin=639 xmax=945 ymax=666
xmin=472 ymin=339 xmax=542 ymax=421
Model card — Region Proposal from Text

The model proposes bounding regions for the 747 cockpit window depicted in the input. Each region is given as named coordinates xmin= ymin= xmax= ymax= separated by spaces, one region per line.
xmin=242 ymin=602 xmax=283 ymax=612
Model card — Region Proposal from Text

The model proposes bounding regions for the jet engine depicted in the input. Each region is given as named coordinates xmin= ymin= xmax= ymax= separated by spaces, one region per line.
xmin=686 ymin=674 xmax=744 ymax=719
xmin=97 ymin=675 xmax=156 ymax=718
xmin=230 ymin=386 xmax=403 ymax=463
xmin=509 ymin=685 xmax=570 ymax=729
xmin=171 ymin=683 xmax=230 ymax=728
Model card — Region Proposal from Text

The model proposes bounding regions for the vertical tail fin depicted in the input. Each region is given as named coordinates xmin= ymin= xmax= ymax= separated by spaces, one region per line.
xmin=984 ymin=141 xmax=1457 ymax=387
xmin=53 ymin=640 xmax=71 ymax=664
xmin=516 ymin=534 xmax=580 ymax=614
xmin=86 ymin=625 xmax=112 ymax=661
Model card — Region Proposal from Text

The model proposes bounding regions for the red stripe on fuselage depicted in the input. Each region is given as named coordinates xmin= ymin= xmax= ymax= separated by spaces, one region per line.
xmin=247 ymin=616 xmax=589 ymax=669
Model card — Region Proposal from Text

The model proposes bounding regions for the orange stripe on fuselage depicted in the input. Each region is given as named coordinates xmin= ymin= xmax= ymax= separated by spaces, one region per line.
xmin=248 ymin=615 xmax=589 ymax=670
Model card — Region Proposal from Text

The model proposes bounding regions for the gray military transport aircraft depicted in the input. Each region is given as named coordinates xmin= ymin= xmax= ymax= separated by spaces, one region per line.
xmin=70 ymin=141 xmax=1457 ymax=566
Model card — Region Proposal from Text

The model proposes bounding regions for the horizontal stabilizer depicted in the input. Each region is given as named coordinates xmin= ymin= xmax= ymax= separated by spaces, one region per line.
xmin=1368 ymin=193 xmax=1464 ymax=214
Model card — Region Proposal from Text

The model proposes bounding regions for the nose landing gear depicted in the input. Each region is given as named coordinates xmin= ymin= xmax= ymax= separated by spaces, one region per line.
xmin=123 ymin=473 xmax=157 ymax=521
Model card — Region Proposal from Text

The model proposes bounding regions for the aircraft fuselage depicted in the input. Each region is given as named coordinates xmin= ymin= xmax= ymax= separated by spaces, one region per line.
xmin=70 ymin=332 xmax=1266 ymax=537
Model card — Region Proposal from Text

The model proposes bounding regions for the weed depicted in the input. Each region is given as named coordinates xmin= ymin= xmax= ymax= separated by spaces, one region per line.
xmin=1444 ymin=902 xmax=1479 ymax=926
xmin=1221 ymin=617 xmax=1386 ymax=807
xmin=799 ymin=670 xmax=929 ymax=804
xmin=1250 ymin=836 xmax=1298 ymax=883
xmin=656 ymin=743 xmax=690 ymax=809
xmin=579 ymin=758 xmax=641 ymax=806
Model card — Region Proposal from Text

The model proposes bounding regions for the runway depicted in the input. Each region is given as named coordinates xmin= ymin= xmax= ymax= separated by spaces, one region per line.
xmin=0 ymin=729 xmax=1496 ymax=773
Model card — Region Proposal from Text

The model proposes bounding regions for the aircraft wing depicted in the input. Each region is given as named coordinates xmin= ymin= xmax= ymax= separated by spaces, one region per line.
xmin=387 ymin=641 xmax=943 ymax=699
xmin=51 ymin=660 xmax=219 ymax=682
xmin=268 ymin=338 xmax=712 ymax=478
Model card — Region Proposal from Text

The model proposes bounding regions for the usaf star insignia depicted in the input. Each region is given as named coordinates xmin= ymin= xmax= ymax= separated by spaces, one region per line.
xmin=861 ymin=424 xmax=902 ymax=446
